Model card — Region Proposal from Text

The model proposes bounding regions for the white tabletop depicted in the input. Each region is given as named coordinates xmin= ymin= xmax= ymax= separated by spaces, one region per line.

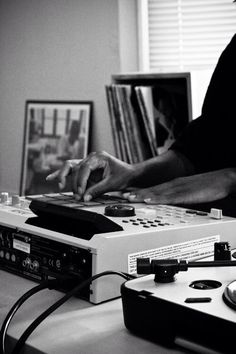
xmin=0 ymin=270 xmax=190 ymax=354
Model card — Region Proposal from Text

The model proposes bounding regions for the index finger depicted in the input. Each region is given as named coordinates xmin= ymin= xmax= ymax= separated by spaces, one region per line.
xmin=71 ymin=154 xmax=107 ymax=197
xmin=46 ymin=161 xmax=75 ymax=189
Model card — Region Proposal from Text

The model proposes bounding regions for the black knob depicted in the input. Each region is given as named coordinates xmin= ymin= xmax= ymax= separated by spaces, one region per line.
xmin=104 ymin=204 xmax=135 ymax=217
xmin=214 ymin=242 xmax=231 ymax=261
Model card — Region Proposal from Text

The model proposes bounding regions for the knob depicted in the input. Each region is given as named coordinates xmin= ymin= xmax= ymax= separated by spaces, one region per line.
xmin=210 ymin=208 xmax=223 ymax=219
xmin=11 ymin=195 xmax=21 ymax=206
xmin=214 ymin=242 xmax=231 ymax=261
xmin=0 ymin=192 xmax=9 ymax=203
xmin=104 ymin=204 xmax=135 ymax=217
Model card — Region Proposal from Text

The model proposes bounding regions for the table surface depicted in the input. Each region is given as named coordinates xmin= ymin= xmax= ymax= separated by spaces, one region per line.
xmin=0 ymin=270 xmax=191 ymax=354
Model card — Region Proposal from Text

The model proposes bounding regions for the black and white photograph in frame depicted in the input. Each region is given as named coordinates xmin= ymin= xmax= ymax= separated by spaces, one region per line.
xmin=20 ymin=100 xmax=92 ymax=196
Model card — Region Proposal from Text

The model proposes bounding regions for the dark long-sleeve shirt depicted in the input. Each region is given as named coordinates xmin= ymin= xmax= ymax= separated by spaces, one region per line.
xmin=171 ymin=34 xmax=236 ymax=173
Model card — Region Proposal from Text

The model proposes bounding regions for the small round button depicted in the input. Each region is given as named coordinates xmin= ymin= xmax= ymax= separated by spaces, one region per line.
xmin=104 ymin=204 xmax=135 ymax=217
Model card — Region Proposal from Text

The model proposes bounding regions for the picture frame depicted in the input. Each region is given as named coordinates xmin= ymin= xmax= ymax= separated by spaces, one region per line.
xmin=20 ymin=100 xmax=92 ymax=196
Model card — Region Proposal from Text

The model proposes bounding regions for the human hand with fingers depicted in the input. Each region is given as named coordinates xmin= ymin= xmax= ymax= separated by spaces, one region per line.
xmin=46 ymin=150 xmax=194 ymax=201
xmin=125 ymin=169 xmax=236 ymax=206
xmin=46 ymin=159 xmax=81 ymax=190
xmin=46 ymin=151 xmax=136 ymax=201
xmin=46 ymin=34 xmax=236 ymax=212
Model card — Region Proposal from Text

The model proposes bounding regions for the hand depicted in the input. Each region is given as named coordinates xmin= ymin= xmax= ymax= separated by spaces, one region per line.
xmin=46 ymin=151 xmax=135 ymax=201
xmin=125 ymin=169 xmax=236 ymax=205
xmin=46 ymin=159 xmax=81 ymax=189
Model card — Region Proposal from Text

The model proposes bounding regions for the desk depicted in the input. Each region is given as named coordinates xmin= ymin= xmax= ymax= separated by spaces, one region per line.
xmin=0 ymin=271 xmax=190 ymax=354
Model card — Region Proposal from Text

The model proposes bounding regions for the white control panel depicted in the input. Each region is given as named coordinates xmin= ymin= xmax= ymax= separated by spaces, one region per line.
xmin=0 ymin=191 xmax=236 ymax=303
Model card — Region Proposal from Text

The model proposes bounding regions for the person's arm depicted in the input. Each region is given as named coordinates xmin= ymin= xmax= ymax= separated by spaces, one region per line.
xmin=125 ymin=168 xmax=236 ymax=205
xmin=131 ymin=149 xmax=195 ymax=187
xmin=46 ymin=150 xmax=194 ymax=201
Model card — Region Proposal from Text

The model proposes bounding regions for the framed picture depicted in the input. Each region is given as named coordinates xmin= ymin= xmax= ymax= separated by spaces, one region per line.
xmin=20 ymin=100 xmax=92 ymax=196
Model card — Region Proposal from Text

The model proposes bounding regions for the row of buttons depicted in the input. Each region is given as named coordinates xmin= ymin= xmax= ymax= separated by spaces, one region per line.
xmin=121 ymin=205 xmax=211 ymax=228
xmin=27 ymin=193 xmax=128 ymax=209
xmin=122 ymin=218 xmax=174 ymax=228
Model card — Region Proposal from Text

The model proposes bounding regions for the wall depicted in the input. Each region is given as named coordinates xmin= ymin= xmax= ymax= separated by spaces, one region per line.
xmin=0 ymin=0 xmax=138 ymax=194
xmin=118 ymin=0 xmax=138 ymax=72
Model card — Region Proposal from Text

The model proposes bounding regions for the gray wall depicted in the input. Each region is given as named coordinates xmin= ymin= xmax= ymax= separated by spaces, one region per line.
xmin=0 ymin=0 xmax=138 ymax=194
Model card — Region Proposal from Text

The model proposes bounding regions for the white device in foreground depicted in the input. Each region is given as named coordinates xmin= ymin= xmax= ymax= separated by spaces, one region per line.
xmin=121 ymin=259 xmax=236 ymax=354
xmin=1 ymin=192 xmax=236 ymax=303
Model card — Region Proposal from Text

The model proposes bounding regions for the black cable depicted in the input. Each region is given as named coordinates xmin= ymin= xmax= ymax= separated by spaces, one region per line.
xmin=0 ymin=279 xmax=60 ymax=354
xmin=11 ymin=271 xmax=131 ymax=354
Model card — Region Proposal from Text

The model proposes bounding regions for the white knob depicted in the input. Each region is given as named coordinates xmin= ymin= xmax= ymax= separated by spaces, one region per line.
xmin=11 ymin=195 xmax=21 ymax=206
xmin=210 ymin=208 xmax=223 ymax=219
xmin=0 ymin=192 xmax=9 ymax=203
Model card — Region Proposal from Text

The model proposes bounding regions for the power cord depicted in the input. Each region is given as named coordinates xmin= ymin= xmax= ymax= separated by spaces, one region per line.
xmin=11 ymin=271 xmax=132 ymax=354
xmin=0 ymin=278 xmax=62 ymax=354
